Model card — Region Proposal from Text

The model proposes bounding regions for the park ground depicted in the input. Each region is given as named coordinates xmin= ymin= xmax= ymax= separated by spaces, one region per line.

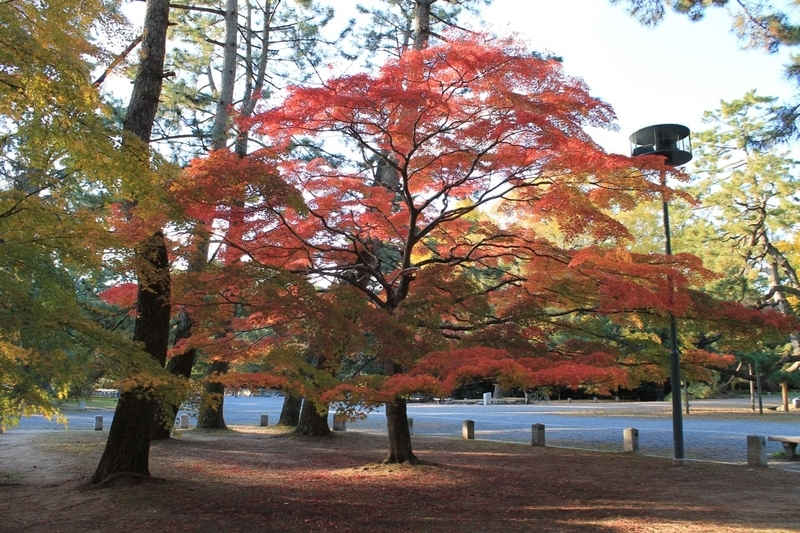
xmin=1 ymin=417 xmax=799 ymax=533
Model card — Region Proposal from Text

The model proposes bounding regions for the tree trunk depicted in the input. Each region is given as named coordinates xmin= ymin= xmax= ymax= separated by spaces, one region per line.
xmin=384 ymin=399 xmax=417 ymax=464
xmin=294 ymin=399 xmax=330 ymax=437
xmin=92 ymin=233 xmax=171 ymax=483
xmin=90 ymin=0 xmax=171 ymax=485
xmin=412 ymin=0 xmax=433 ymax=51
xmin=90 ymin=390 xmax=158 ymax=483
xmin=278 ymin=394 xmax=303 ymax=426
xmin=210 ymin=0 xmax=238 ymax=149
xmin=151 ymin=342 xmax=196 ymax=440
xmin=197 ymin=360 xmax=229 ymax=429
xmin=150 ymin=350 xmax=197 ymax=440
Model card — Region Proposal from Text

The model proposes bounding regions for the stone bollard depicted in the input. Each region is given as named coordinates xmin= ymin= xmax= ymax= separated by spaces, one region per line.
xmin=94 ymin=416 xmax=103 ymax=431
xmin=180 ymin=414 xmax=190 ymax=429
xmin=260 ymin=414 xmax=269 ymax=427
xmin=747 ymin=435 xmax=768 ymax=468
xmin=615 ymin=396 xmax=620 ymax=402
xmin=567 ymin=398 xmax=572 ymax=403
xmin=408 ymin=417 xmax=414 ymax=435
xmin=593 ymin=397 xmax=598 ymax=403
xmin=462 ymin=420 xmax=475 ymax=440
xmin=333 ymin=415 xmax=346 ymax=431
xmin=623 ymin=428 xmax=640 ymax=454
xmin=78 ymin=401 xmax=86 ymax=411
xmin=792 ymin=398 xmax=800 ymax=409
xmin=483 ymin=392 xmax=492 ymax=405
xmin=531 ymin=423 xmax=545 ymax=446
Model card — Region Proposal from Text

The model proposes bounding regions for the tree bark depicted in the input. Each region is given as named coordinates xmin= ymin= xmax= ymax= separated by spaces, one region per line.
xmin=210 ymin=0 xmax=238 ymax=149
xmin=92 ymin=233 xmax=171 ymax=483
xmin=412 ymin=0 xmax=433 ymax=51
xmin=197 ymin=360 xmax=229 ymax=429
xmin=151 ymin=342 xmax=196 ymax=440
xmin=89 ymin=390 xmax=158 ymax=482
xmin=294 ymin=399 xmax=330 ymax=437
xmin=384 ymin=399 xmax=417 ymax=464
xmin=278 ymin=394 xmax=303 ymax=426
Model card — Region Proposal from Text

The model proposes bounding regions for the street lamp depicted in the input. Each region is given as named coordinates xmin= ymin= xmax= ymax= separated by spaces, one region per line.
xmin=630 ymin=124 xmax=692 ymax=466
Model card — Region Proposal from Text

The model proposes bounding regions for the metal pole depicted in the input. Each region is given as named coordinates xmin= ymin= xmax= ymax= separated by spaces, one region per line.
xmin=662 ymin=173 xmax=685 ymax=465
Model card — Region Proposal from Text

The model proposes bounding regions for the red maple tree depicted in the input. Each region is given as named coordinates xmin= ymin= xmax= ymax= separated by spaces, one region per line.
xmin=169 ymin=33 xmax=789 ymax=463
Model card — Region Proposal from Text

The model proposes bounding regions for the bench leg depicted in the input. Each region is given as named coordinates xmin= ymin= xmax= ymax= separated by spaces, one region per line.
xmin=781 ymin=442 xmax=797 ymax=460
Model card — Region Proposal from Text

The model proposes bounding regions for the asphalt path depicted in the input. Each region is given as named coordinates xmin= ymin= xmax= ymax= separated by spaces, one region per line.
xmin=8 ymin=396 xmax=800 ymax=466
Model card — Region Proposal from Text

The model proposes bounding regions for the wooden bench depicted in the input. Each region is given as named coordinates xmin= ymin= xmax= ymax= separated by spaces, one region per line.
xmin=767 ymin=436 xmax=800 ymax=460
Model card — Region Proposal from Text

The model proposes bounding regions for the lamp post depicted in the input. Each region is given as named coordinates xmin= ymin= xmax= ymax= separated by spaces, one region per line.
xmin=630 ymin=124 xmax=692 ymax=466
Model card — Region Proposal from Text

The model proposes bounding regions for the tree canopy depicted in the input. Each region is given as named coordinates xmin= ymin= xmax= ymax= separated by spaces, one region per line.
xmin=149 ymin=32 xmax=789 ymax=461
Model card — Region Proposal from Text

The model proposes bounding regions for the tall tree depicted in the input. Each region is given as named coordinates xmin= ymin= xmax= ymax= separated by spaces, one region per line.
xmin=243 ymin=33 xmax=703 ymax=462
xmin=149 ymin=0 xmax=334 ymax=434
xmin=0 ymin=0 xmax=143 ymax=429
xmin=337 ymin=0 xmax=494 ymax=456
xmin=91 ymin=0 xmax=174 ymax=485
xmin=685 ymin=91 xmax=800 ymax=380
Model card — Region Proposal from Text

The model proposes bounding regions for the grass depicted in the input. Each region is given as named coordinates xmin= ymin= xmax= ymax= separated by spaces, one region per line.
xmin=56 ymin=397 xmax=119 ymax=410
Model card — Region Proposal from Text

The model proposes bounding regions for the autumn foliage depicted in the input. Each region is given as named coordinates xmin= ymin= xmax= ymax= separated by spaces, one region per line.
xmin=160 ymin=33 xmax=792 ymax=439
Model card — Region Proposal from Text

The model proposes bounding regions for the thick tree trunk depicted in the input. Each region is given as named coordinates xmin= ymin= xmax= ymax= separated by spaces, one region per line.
xmin=90 ymin=391 xmax=158 ymax=483
xmin=384 ymin=399 xmax=417 ymax=464
xmin=278 ymin=394 xmax=303 ymax=426
xmin=197 ymin=360 xmax=229 ymax=429
xmin=92 ymin=233 xmax=171 ymax=484
xmin=294 ymin=399 xmax=330 ymax=437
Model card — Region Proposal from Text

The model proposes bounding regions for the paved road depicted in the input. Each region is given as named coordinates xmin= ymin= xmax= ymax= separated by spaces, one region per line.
xmin=9 ymin=396 xmax=800 ymax=466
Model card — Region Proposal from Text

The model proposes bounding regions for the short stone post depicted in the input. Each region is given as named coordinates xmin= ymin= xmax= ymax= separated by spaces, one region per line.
xmin=531 ymin=423 xmax=545 ymax=446
xmin=747 ymin=435 xmax=768 ymax=468
xmin=567 ymin=398 xmax=572 ymax=403
xmin=260 ymin=414 xmax=269 ymax=427
xmin=333 ymin=414 xmax=346 ymax=431
xmin=462 ymin=419 xmax=475 ymax=440
xmin=94 ymin=416 xmax=103 ymax=431
xmin=78 ymin=401 xmax=86 ymax=411
xmin=180 ymin=413 xmax=190 ymax=429
xmin=792 ymin=398 xmax=800 ymax=409
xmin=623 ymin=428 xmax=640 ymax=454
xmin=483 ymin=392 xmax=492 ymax=405
xmin=593 ymin=397 xmax=598 ymax=403
xmin=408 ymin=417 xmax=414 ymax=435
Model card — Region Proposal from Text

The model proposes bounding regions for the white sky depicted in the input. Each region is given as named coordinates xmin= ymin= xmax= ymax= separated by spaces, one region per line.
xmin=480 ymin=0 xmax=796 ymax=154
xmin=120 ymin=0 xmax=796 ymax=157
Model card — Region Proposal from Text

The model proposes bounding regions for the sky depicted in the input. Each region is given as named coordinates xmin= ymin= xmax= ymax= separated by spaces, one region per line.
xmin=479 ymin=0 xmax=796 ymax=155
xmin=120 ymin=0 xmax=796 ymax=158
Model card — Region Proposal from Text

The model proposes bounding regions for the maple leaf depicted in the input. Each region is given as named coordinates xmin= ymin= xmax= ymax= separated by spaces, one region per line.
xmin=98 ymin=283 xmax=138 ymax=312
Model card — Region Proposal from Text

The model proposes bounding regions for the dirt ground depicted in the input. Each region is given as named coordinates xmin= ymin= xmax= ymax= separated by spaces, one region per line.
xmin=1 ymin=423 xmax=799 ymax=533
